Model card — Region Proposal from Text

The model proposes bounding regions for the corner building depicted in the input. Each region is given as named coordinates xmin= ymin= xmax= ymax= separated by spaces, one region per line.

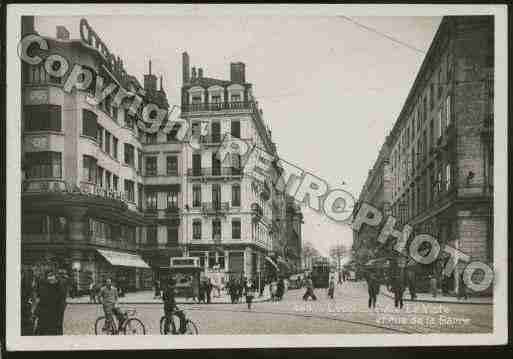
xmin=180 ymin=53 xmax=278 ymax=283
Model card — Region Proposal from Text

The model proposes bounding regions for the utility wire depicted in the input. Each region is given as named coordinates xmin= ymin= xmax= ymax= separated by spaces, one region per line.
xmin=338 ymin=16 xmax=427 ymax=55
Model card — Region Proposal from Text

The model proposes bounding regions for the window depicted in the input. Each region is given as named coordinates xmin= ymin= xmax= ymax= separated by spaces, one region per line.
xmin=112 ymin=106 xmax=118 ymax=122
xmin=445 ymin=164 xmax=451 ymax=190
xmin=113 ymin=175 xmax=119 ymax=191
xmin=24 ymin=105 xmax=61 ymax=132
xmin=212 ymin=183 xmax=221 ymax=208
xmin=231 ymin=93 xmax=241 ymax=102
xmin=112 ymin=137 xmax=118 ymax=160
xmin=423 ymin=97 xmax=427 ymax=125
xmin=212 ymin=153 xmax=221 ymax=175
xmin=26 ymin=151 xmax=62 ymax=179
xmin=82 ymin=109 xmax=98 ymax=139
xmin=167 ymin=123 xmax=181 ymax=142
xmin=212 ymin=219 xmax=221 ymax=240
xmin=429 ymin=83 xmax=435 ymax=109
xmin=105 ymin=131 xmax=111 ymax=155
xmin=232 ymin=219 xmax=241 ymax=239
xmin=147 ymin=226 xmax=157 ymax=244
xmin=145 ymin=156 xmax=157 ymax=176
xmin=437 ymin=109 xmax=443 ymax=139
xmin=193 ymin=185 xmax=201 ymax=207
xmin=232 ymin=184 xmax=241 ymax=207
xmin=218 ymin=252 xmax=225 ymax=269
xmin=438 ymin=68 xmax=443 ymax=98
xmin=97 ymin=125 xmax=104 ymax=150
xmin=146 ymin=191 xmax=157 ymax=210
xmin=82 ymin=155 xmax=97 ymax=183
xmin=125 ymin=180 xmax=134 ymax=202
xmin=192 ymin=153 xmax=201 ymax=176
xmin=166 ymin=191 xmax=178 ymax=210
xmin=167 ymin=226 xmax=178 ymax=246
xmin=124 ymin=143 xmax=134 ymax=166
xmin=231 ymin=153 xmax=242 ymax=175
xmin=22 ymin=214 xmax=48 ymax=234
xmin=167 ymin=156 xmax=178 ymax=176
xmin=137 ymin=183 xmax=143 ymax=209
xmin=417 ymin=106 xmax=422 ymax=131
xmin=231 ymin=120 xmax=241 ymax=138
xmin=193 ymin=220 xmax=202 ymax=240
xmin=208 ymin=251 xmax=217 ymax=268
xmin=211 ymin=94 xmax=221 ymax=103
xmin=105 ymin=171 xmax=111 ymax=191
xmin=430 ymin=120 xmax=434 ymax=150
xmin=445 ymin=95 xmax=451 ymax=126
xmin=437 ymin=170 xmax=443 ymax=194
xmin=125 ymin=112 xmax=135 ymax=129
xmin=211 ymin=122 xmax=221 ymax=142
xmin=192 ymin=95 xmax=202 ymax=104
xmin=97 ymin=166 xmax=104 ymax=187
xmin=146 ymin=133 xmax=157 ymax=144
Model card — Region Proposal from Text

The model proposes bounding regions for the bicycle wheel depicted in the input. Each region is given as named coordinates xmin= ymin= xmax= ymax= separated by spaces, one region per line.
xmin=123 ymin=318 xmax=146 ymax=335
xmin=159 ymin=316 xmax=177 ymax=335
xmin=184 ymin=319 xmax=199 ymax=335
xmin=95 ymin=317 xmax=115 ymax=335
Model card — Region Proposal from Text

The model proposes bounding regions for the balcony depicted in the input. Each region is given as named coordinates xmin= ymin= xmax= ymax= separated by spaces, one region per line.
xmin=187 ymin=167 xmax=243 ymax=180
xmin=181 ymin=101 xmax=251 ymax=114
xmin=165 ymin=207 xmax=180 ymax=217
xmin=201 ymin=202 xmax=229 ymax=216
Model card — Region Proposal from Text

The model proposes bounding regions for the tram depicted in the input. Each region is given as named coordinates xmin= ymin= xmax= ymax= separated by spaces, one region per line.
xmin=311 ymin=257 xmax=331 ymax=288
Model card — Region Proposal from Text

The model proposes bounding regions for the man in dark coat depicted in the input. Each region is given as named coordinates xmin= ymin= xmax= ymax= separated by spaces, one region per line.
xmin=365 ymin=270 xmax=380 ymax=309
xmin=55 ymin=269 xmax=69 ymax=335
xmin=276 ymin=277 xmax=285 ymax=301
xmin=206 ymin=278 xmax=213 ymax=304
xmin=389 ymin=269 xmax=406 ymax=309
xmin=35 ymin=271 xmax=67 ymax=335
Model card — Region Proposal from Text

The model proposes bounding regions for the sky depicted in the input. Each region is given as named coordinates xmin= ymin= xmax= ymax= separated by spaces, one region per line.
xmin=34 ymin=15 xmax=442 ymax=257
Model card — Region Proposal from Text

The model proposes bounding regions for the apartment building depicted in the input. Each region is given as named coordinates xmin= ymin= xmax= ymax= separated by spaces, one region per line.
xmin=354 ymin=16 xmax=494 ymax=294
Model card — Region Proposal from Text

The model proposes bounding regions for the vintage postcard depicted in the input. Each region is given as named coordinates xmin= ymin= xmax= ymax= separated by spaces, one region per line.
xmin=4 ymin=3 xmax=508 ymax=350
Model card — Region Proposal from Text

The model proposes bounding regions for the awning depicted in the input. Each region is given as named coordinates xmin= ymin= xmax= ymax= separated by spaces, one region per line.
xmin=97 ymin=249 xmax=150 ymax=269
xmin=264 ymin=256 xmax=278 ymax=270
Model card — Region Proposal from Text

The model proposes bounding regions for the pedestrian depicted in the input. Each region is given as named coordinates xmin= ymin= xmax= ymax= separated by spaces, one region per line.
xmin=89 ymin=281 xmax=96 ymax=303
xmin=302 ymin=276 xmax=317 ymax=301
xmin=328 ymin=277 xmax=335 ymax=299
xmin=192 ymin=275 xmax=200 ymax=303
xmin=98 ymin=278 xmax=124 ymax=333
xmin=276 ymin=277 xmax=284 ymax=301
xmin=457 ymin=273 xmax=468 ymax=300
xmin=406 ymin=269 xmax=417 ymax=300
xmin=236 ymin=279 xmax=244 ymax=303
xmin=365 ymin=270 xmax=380 ymax=309
xmin=34 ymin=271 xmax=66 ymax=335
xmin=430 ymin=275 xmax=438 ymax=298
xmin=206 ymin=277 xmax=213 ymax=304
xmin=55 ymin=269 xmax=69 ymax=335
xmin=154 ymin=279 xmax=161 ymax=299
xmin=245 ymin=279 xmax=256 ymax=310
xmin=21 ymin=269 xmax=37 ymax=335
xmin=390 ymin=270 xmax=405 ymax=309
xmin=162 ymin=278 xmax=186 ymax=334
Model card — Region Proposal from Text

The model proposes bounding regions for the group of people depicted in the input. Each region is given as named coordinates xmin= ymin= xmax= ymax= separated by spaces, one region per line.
xmin=225 ymin=276 xmax=257 ymax=308
xmin=21 ymin=269 xmax=69 ymax=335
xmin=269 ymin=277 xmax=286 ymax=301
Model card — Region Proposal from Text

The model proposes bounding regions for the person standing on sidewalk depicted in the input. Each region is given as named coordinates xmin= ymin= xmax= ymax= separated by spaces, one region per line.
xmin=389 ymin=270 xmax=405 ymax=309
xmin=365 ymin=270 xmax=380 ymax=309
xmin=34 ymin=271 xmax=66 ymax=335
xmin=457 ymin=272 xmax=469 ymax=300
xmin=206 ymin=277 xmax=213 ymax=304
xmin=245 ymin=279 xmax=256 ymax=310
xmin=328 ymin=277 xmax=335 ymax=299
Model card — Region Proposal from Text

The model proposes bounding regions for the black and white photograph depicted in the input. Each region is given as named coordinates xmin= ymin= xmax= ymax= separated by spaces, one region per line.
xmin=4 ymin=4 xmax=508 ymax=350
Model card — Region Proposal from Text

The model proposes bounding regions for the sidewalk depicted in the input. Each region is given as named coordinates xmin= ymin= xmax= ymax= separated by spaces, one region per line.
xmin=67 ymin=289 xmax=271 ymax=305
xmin=382 ymin=287 xmax=492 ymax=305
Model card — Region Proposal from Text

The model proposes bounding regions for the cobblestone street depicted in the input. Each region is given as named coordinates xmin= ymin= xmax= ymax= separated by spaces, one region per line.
xmin=63 ymin=281 xmax=493 ymax=335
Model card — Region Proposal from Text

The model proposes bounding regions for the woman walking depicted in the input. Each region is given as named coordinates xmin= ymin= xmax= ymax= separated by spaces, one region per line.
xmin=245 ymin=280 xmax=256 ymax=310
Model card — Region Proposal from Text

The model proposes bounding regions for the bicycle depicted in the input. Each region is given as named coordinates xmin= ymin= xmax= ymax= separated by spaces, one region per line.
xmin=159 ymin=309 xmax=198 ymax=335
xmin=95 ymin=308 xmax=146 ymax=335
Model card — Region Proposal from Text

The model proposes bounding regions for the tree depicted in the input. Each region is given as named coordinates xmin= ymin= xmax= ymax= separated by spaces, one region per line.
xmin=301 ymin=241 xmax=321 ymax=269
xmin=329 ymin=243 xmax=348 ymax=271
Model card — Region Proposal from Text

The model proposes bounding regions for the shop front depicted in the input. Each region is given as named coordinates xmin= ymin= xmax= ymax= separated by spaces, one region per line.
xmin=96 ymin=249 xmax=151 ymax=292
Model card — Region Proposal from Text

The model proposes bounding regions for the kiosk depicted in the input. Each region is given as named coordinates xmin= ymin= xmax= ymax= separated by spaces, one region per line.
xmin=169 ymin=257 xmax=202 ymax=298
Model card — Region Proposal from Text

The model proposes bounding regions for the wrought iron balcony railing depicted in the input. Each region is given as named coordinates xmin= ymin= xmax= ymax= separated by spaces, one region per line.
xmin=182 ymin=101 xmax=250 ymax=113
xmin=201 ymin=202 xmax=229 ymax=214
xmin=187 ymin=167 xmax=243 ymax=177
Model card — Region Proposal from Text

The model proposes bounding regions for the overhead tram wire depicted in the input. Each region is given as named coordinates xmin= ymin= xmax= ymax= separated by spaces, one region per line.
xmin=337 ymin=16 xmax=427 ymax=55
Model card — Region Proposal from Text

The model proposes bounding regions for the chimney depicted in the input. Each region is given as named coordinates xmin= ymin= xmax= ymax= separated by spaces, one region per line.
xmin=182 ymin=52 xmax=190 ymax=84
xmin=21 ymin=16 xmax=35 ymax=36
xmin=56 ymin=26 xmax=70 ymax=40
xmin=198 ymin=68 xmax=203 ymax=78
xmin=230 ymin=62 xmax=246 ymax=84
xmin=143 ymin=59 xmax=157 ymax=92
xmin=191 ymin=67 xmax=197 ymax=80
